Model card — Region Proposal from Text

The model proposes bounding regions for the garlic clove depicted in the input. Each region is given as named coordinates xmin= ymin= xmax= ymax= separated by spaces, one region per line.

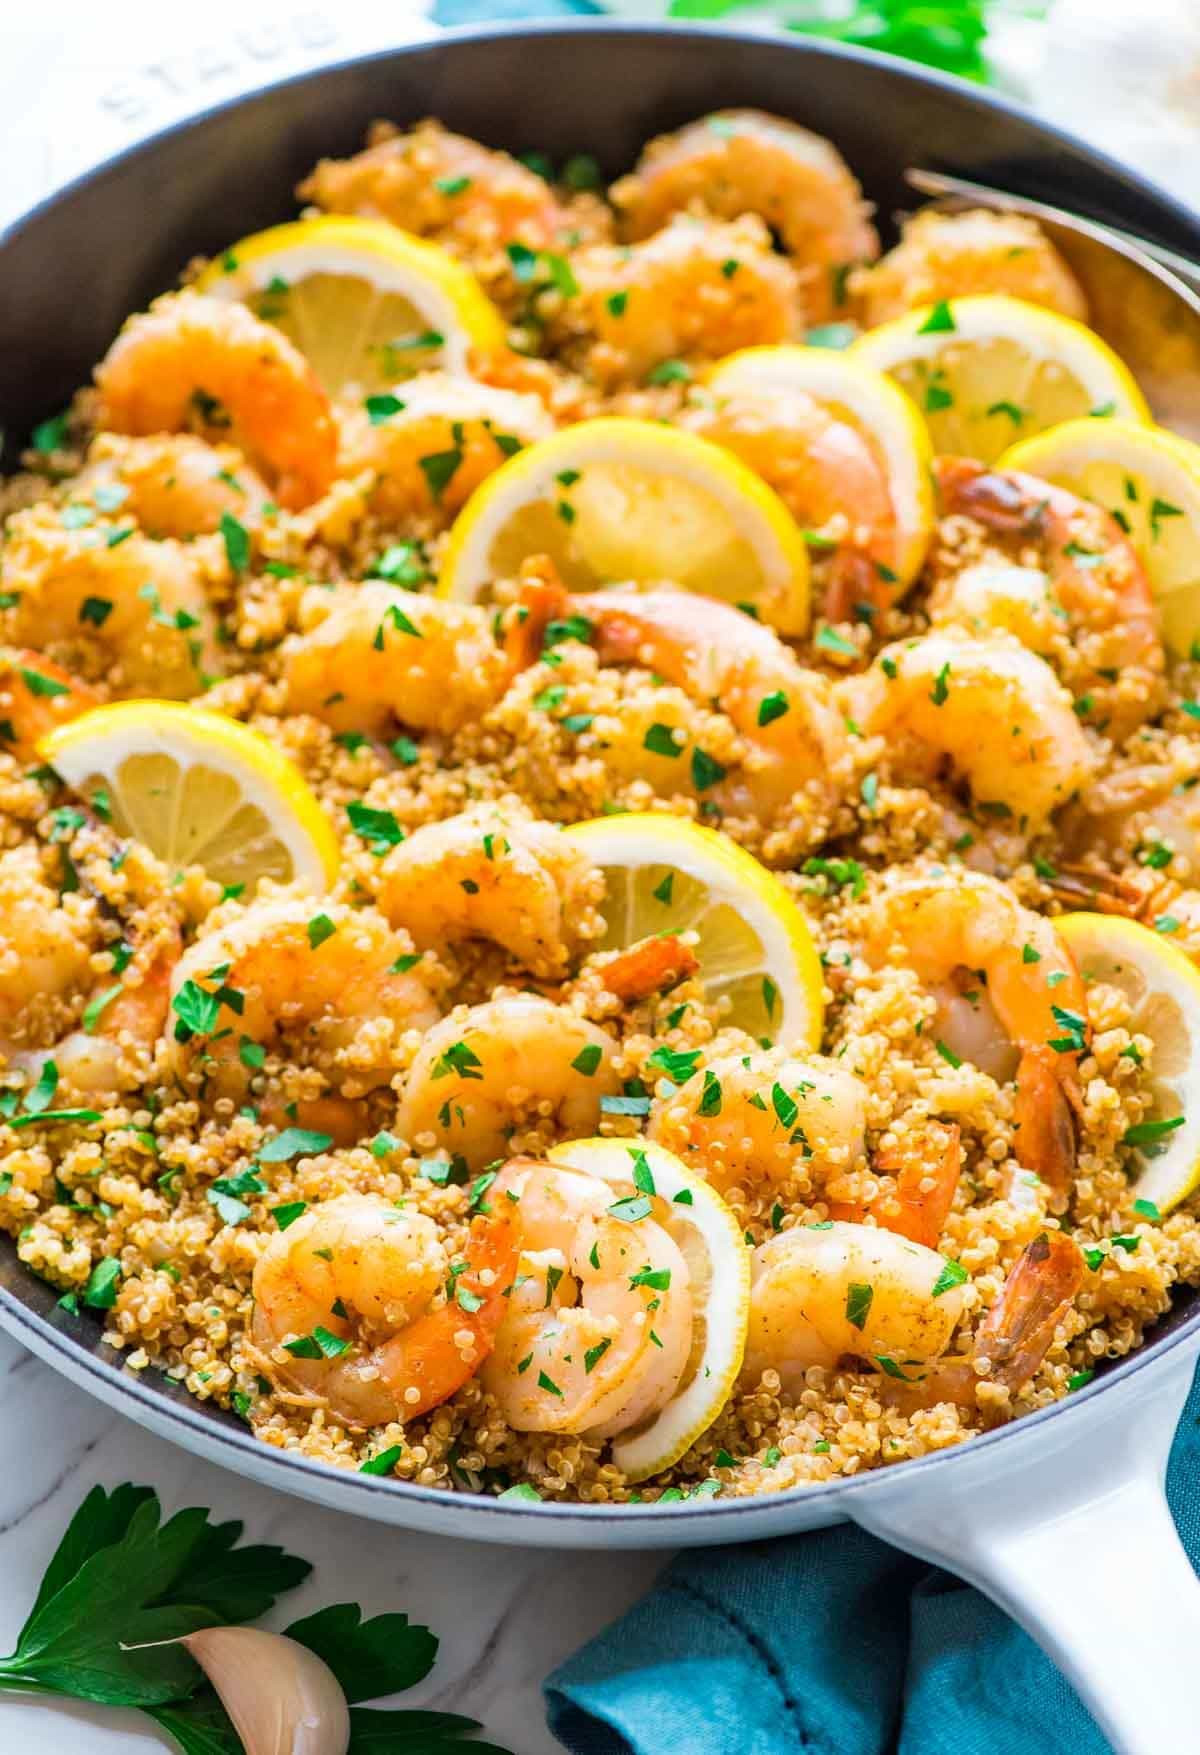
xmin=181 ymin=1625 xmax=350 ymax=1755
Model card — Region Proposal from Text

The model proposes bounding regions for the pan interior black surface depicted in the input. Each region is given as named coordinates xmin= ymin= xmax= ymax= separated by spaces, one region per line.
xmin=2 ymin=19 xmax=1199 ymax=1517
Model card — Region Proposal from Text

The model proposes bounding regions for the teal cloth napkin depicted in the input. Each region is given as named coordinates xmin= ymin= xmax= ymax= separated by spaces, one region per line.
xmin=544 ymin=1364 xmax=1200 ymax=1753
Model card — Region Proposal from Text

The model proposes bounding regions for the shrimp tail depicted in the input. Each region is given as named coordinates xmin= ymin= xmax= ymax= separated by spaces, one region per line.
xmin=823 ymin=547 xmax=894 ymax=624
xmin=595 ymin=934 xmax=700 ymax=1003
xmin=935 ymin=455 xmax=1040 ymax=535
xmin=1013 ymin=1046 xmax=1078 ymax=1213
xmin=975 ymin=1229 xmax=1085 ymax=1392
xmin=376 ymin=1205 xmax=519 ymax=1418
xmin=832 ymin=1120 xmax=961 ymax=1248
xmin=501 ymin=555 xmax=572 ymax=673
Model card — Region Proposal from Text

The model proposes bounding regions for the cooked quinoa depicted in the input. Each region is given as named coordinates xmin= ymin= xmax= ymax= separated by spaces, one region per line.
xmin=0 ymin=111 xmax=1197 ymax=1507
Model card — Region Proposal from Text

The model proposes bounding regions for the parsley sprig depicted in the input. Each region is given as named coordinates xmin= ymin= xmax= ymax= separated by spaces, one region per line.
xmin=0 ymin=1482 xmax=509 ymax=1752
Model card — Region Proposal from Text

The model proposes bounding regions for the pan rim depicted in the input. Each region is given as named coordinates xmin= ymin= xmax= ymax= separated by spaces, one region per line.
xmin=2 ymin=15 xmax=1198 ymax=1529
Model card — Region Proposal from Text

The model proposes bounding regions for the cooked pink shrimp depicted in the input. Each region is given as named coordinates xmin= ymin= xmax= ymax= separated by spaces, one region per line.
xmin=0 ymin=650 xmax=98 ymax=764
xmin=481 ymin=1156 xmax=692 ymax=1437
xmin=281 ymin=582 xmax=513 ymax=738
xmin=742 ymin=1220 xmax=967 ymax=1393
xmin=376 ymin=802 xmax=602 ymax=978
xmin=0 ymin=502 xmax=220 ymax=697
xmin=96 ymin=291 xmax=337 ymax=509
xmin=167 ymin=895 xmax=441 ymax=1128
xmin=681 ymin=385 xmax=902 ymax=617
xmin=75 ymin=433 xmax=273 ymax=539
xmin=583 ymin=935 xmax=700 ymax=1005
xmin=934 ymin=456 xmax=1164 ymax=739
xmin=853 ymin=208 xmax=1088 ymax=327
xmin=559 ymin=216 xmax=801 ymax=386
xmin=0 ymin=839 xmax=179 ymax=1099
xmin=843 ymin=628 xmax=1095 ymax=829
xmin=336 ymin=372 xmax=554 ymax=524
xmin=830 ymin=1121 xmax=963 ymax=1251
xmin=649 ymin=1047 xmax=868 ymax=1196
xmin=298 ymin=118 xmax=568 ymax=254
xmin=252 ymin=1192 xmax=518 ymax=1425
xmin=568 ymin=587 xmax=851 ymax=822
xmin=854 ymin=869 xmax=1085 ymax=1207
xmin=396 ymin=995 xmax=620 ymax=1168
xmin=612 ymin=109 xmax=877 ymax=322
xmin=882 ymin=1230 xmax=1086 ymax=1417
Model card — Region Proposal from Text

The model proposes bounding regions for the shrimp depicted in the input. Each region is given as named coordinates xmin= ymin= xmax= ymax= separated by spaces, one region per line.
xmin=1049 ymin=745 xmax=1200 ymax=958
xmin=883 ymin=1230 xmax=1086 ymax=1417
xmin=281 ymin=582 xmax=512 ymax=738
xmin=167 ymin=896 xmax=441 ymax=1126
xmin=0 ymin=836 xmax=179 ymax=1099
xmin=377 ymin=803 xmax=602 ymax=979
xmin=0 ymin=650 xmax=98 ymax=764
xmin=854 ymin=869 xmax=1085 ymax=1205
xmin=481 ymin=1156 xmax=692 ymax=1436
xmin=75 ymin=433 xmax=273 ymax=539
xmin=557 ymin=217 xmax=801 ymax=386
xmin=649 ymin=1047 xmax=868 ymax=1197
xmin=337 ymin=373 xmax=554 ymax=525
xmin=396 ymin=995 xmax=621 ymax=1169
xmin=612 ymin=110 xmax=878 ymax=323
xmin=830 ymin=1120 xmax=962 ymax=1251
xmin=298 ymin=118 xmax=568 ymax=256
xmin=339 ymin=373 xmax=550 ymax=514
xmin=0 ymin=502 xmax=220 ymax=698
xmin=929 ymin=560 xmax=1064 ymax=652
xmin=569 ymin=587 xmax=851 ymax=822
xmin=95 ymin=291 xmax=337 ymax=509
xmin=681 ymin=386 xmax=911 ymax=618
xmin=852 ymin=208 xmax=1088 ymax=328
xmin=251 ymin=1192 xmax=518 ymax=1426
xmin=741 ymin=1220 xmax=968 ymax=1394
xmin=934 ymin=457 xmax=1164 ymax=739
xmin=842 ymin=629 xmax=1095 ymax=829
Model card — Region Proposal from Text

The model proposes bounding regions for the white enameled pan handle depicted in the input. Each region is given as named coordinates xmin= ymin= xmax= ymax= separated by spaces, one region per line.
xmin=849 ymin=1341 xmax=1200 ymax=1754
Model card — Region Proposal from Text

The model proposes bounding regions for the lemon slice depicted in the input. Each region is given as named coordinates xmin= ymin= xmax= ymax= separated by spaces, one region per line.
xmin=197 ymin=216 xmax=506 ymax=394
xmin=851 ymin=295 xmax=1149 ymax=464
xmin=38 ymin=702 xmax=339 ymax=893
xmin=566 ymin=813 xmax=822 ymax=1047
xmin=439 ymin=417 xmax=812 ymax=634
xmin=999 ymin=418 xmax=1200 ymax=657
xmin=706 ymin=345 xmax=935 ymax=590
xmin=1055 ymin=911 xmax=1200 ymax=1212
xmin=547 ymin=1136 xmax=750 ymax=1481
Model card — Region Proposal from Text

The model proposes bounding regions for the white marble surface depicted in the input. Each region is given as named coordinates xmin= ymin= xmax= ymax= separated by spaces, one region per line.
xmin=0 ymin=1330 xmax=668 ymax=1752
